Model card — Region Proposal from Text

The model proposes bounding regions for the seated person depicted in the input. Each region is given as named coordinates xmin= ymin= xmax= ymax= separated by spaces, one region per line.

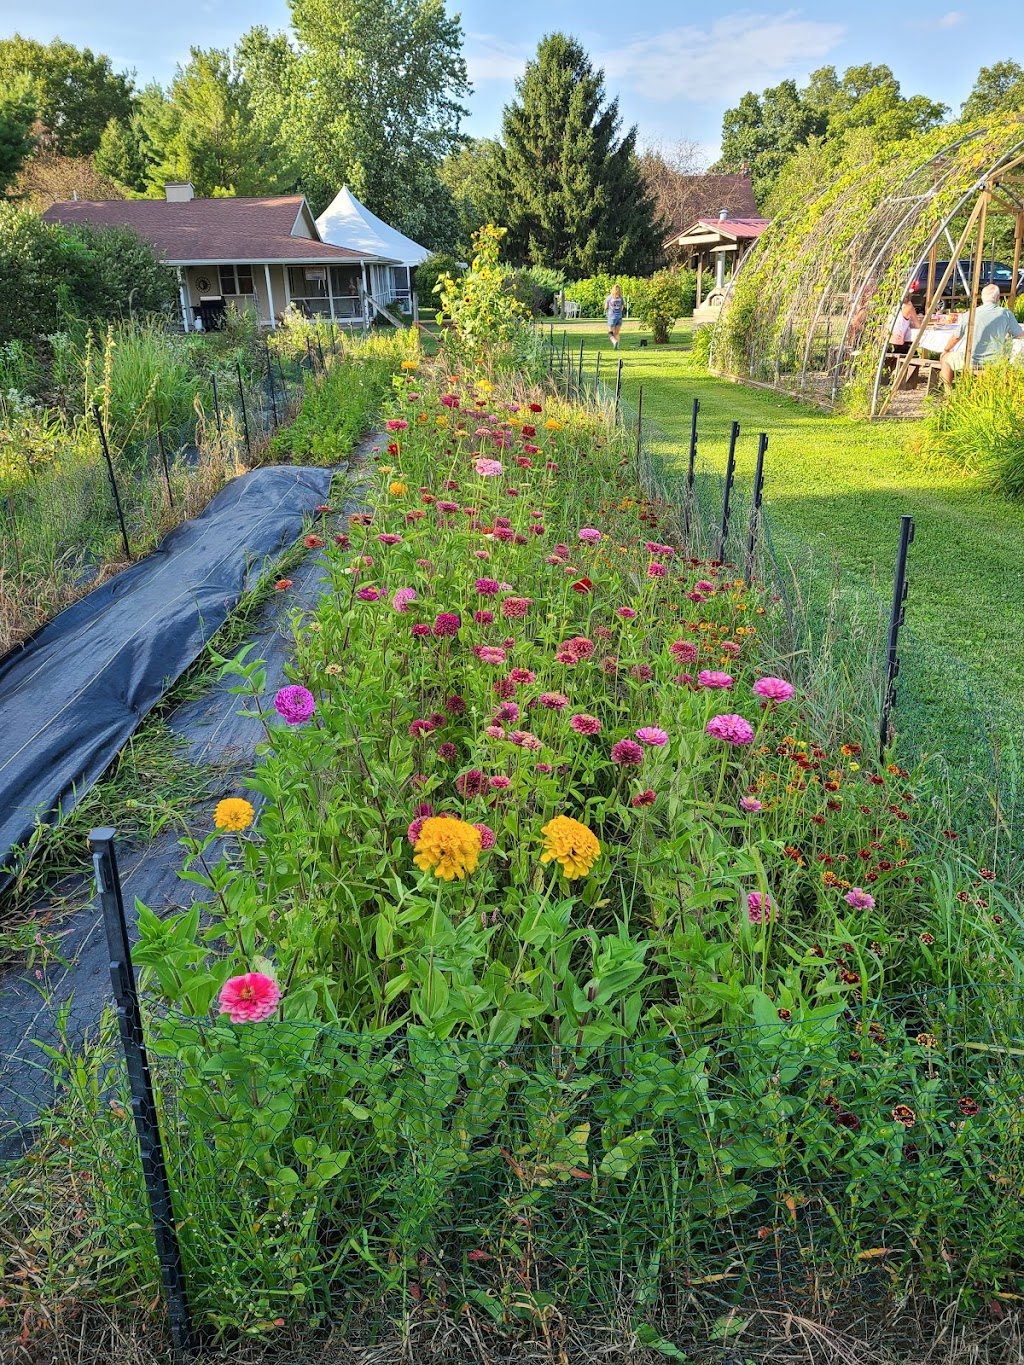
xmin=941 ymin=283 xmax=1023 ymax=385
xmin=889 ymin=298 xmax=920 ymax=354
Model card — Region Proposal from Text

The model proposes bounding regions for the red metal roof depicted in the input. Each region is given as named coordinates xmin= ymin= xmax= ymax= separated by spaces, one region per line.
xmin=41 ymin=196 xmax=392 ymax=265
xmin=693 ymin=217 xmax=769 ymax=240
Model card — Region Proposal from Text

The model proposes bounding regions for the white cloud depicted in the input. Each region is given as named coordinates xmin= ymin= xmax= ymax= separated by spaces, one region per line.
xmin=465 ymin=33 xmax=529 ymax=83
xmin=599 ymin=11 xmax=846 ymax=104
xmin=934 ymin=8 xmax=967 ymax=25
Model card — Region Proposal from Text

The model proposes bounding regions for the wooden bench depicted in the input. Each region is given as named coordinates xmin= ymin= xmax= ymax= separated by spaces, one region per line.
xmin=886 ymin=347 xmax=943 ymax=394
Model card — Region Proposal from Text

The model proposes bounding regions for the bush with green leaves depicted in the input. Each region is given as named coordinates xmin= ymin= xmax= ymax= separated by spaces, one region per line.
xmin=509 ymin=265 xmax=566 ymax=316
xmin=414 ymin=253 xmax=462 ymax=315
xmin=636 ymin=269 xmax=695 ymax=344
xmin=918 ymin=360 xmax=1024 ymax=498
xmin=0 ymin=204 xmax=177 ymax=345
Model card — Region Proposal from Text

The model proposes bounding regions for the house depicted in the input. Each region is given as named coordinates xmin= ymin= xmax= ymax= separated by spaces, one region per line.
xmin=660 ymin=171 xmax=759 ymax=243
xmin=42 ymin=183 xmax=398 ymax=330
xmin=665 ymin=210 xmax=770 ymax=323
xmin=316 ymin=186 xmax=430 ymax=315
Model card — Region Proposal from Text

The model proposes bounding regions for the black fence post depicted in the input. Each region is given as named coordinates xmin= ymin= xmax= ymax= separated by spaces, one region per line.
xmin=683 ymin=397 xmax=700 ymax=545
xmin=595 ymin=350 xmax=602 ymax=390
xmin=306 ymin=336 xmax=316 ymax=374
xmin=614 ymin=358 xmax=623 ymax=418
xmin=316 ymin=335 xmax=326 ymax=371
xmin=92 ymin=405 xmax=131 ymax=561
xmin=745 ymin=433 xmax=769 ymax=580
xmin=578 ymin=338 xmax=585 ymax=392
xmin=155 ymin=422 xmax=174 ymax=507
xmin=89 ymin=828 xmax=195 ymax=1364
xmin=635 ymin=384 xmax=644 ymax=460
xmin=236 ymin=361 xmax=252 ymax=457
xmin=276 ymin=355 xmax=290 ymax=419
xmin=210 ymin=372 xmax=223 ymax=444
xmin=560 ymin=331 xmax=567 ymax=371
xmin=880 ymin=514 xmax=915 ymax=764
xmin=265 ymin=341 xmax=279 ymax=428
xmin=717 ymin=420 xmax=740 ymax=561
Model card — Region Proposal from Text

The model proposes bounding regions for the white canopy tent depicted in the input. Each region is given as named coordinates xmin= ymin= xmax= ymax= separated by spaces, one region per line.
xmin=315 ymin=187 xmax=430 ymax=309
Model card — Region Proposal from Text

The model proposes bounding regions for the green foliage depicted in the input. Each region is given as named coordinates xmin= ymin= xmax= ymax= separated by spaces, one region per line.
xmin=961 ymin=61 xmax=1024 ymax=121
xmin=0 ymin=205 xmax=177 ymax=344
xmin=93 ymin=115 xmax=149 ymax=192
xmin=438 ymin=137 xmax=502 ymax=255
xmin=918 ymin=362 xmax=1024 ymax=498
xmin=435 ymin=224 xmax=537 ymax=367
xmin=489 ymin=33 xmax=663 ymax=278
xmin=413 ymin=253 xmax=462 ymax=314
xmin=282 ymin=0 xmax=469 ymax=232
xmin=563 ymin=272 xmax=696 ymax=324
xmin=0 ymin=75 xmax=36 ymax=197
xmin=689 ymin=324 xmax=713 ymax=368
xmin=509 ymin=264 xmax=566 ymax=316
xmin=635 ymin=269 xmax=695 ymax=343
xmin=0 ymin=34 xmax=135 ymax=157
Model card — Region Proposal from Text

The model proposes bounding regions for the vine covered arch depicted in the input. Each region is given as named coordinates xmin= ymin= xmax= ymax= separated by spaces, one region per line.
xmin=712 ymin=115 xmax=1024 ymax=416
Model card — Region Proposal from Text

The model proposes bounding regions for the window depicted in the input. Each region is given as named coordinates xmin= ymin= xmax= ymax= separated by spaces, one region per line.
xmin=218 ymin=265 xmax=255 ymax=296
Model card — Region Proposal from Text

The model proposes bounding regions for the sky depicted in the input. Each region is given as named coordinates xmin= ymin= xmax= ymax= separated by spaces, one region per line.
xmin=0 ymin=0 xmax=1012 ymax=159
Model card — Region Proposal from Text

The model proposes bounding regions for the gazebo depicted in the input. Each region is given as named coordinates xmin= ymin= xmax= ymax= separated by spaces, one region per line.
xmin=712 ymin=115 xmax=1024 ymax=416
xmin=315 ymin=187 xmax=430 ymax=315
xmin=665 ymin=210 xmax=769 ymax=322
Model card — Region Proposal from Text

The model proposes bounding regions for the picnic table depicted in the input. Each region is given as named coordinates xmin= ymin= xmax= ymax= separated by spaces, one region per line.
xmin=912 ymin=323 xmax=1024 ymax=362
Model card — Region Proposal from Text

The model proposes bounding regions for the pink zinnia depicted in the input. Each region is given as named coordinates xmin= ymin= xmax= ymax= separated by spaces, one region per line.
xmin=647 ymin=563 xmax=668 ymax=578
xmin=611 ymin=739 xmax=644 ymax=765
xmin=510 ymin=730 xmax=542 ymax=750
xmin=474 ymin=609 xmax=495 ymax=624
xmin=408 ymin=719 xmax=434 ymax=737
xmin=670 ymin=640 xmax=698 ymax=663
xmin=501 ymin=596 xmax=531 ymax=619
xmin=377 ymin=533 xmax=403 ymax=545
xmin=356 ymin=586 xmax=382 ymax=602
xmin=433 ymin=612 xmax=461 ymax=637
xmin=489 ymin=775 xmax=511 ymax=790
xmin=631 ymin=789 xmax=657 ymax=807
xmin=445 ymin=694 xmax=466 ymax=714
xmin=698 ymin=670 xmax=734 ymax=691
xmin=412 ymin=623 xmax=431 ymax=638
xmin=754 ymin=676 xmax=796 ymax=703
xmin=437 ymin=742 xmax=457 ymax=761
xmin=740 ymin=796 xmax=763 ymax=813
xmin=616 ymin=607 xmax=637 ymax=619
xmin=706 ymin=714 xmax=755 ymax=746
xmin=475 ymin=577 xmax=500 ymax=595
xmin=746 ymin=891 xmax=774 ymax=926
xmin=845 ymin=888 xmax=876 ymax=910
xmin=494 ymin=702 xmax=520 ymax=723
xmin=475 ymin=458 xmax=504 ymax=477
xmin=218 ymin=972 xmax=280 ymax=1023
xmin=385 ymin=419 xmax=408 ymax=431
xmin=509 ymin=668 xmax=536 ymax=684
xmin=636 ymin=727 xmax=668 ymax=747
xmin=476 ymin=645 xmax=507 ymax=664
xmin=484 ymin=724 xmax=506 ymax=739
xmin=274 ymin=685 xmax=316 ymax=725
xmin=578 ymin=528 xmax=602 ymax=543
xmin=539 ymin=692 xmax=569 ymax=710
xmin=473 ymin=823 xmax=496 ymax=850
xmin=570 ymin=714 xmax=602 ymax=735
xmin=440 ymin=393 xmax=460 ymax=408
xmin=392 ymin=587 xmax=417 ymax=612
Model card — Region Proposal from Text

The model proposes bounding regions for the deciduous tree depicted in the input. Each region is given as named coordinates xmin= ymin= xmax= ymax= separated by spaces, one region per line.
xmin=0 ymin=36 xmax=134 ymax=157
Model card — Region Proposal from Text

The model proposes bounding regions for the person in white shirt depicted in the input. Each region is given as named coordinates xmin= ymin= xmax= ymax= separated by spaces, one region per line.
xmin=889 ymin=299 xmax=919 ymax=354
xmin=941 ymin=283 xmax=1024 ymax=386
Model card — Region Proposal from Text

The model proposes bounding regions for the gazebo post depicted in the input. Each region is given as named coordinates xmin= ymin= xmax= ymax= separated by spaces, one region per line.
xmin=962 ymin=189 xmax=991 ymax=374
xmin=696 ymin=256 xmax=703 ymax=309
xmin=1010 ymin=212 xmax=1023 ymax=309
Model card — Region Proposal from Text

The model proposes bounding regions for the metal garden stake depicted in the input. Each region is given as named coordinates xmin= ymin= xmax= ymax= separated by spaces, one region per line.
xmin=880 ymin=515 xmax=915 ymax=763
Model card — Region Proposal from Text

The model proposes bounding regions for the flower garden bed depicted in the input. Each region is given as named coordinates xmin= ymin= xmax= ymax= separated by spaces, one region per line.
xmin=3 ymin=246 xmax=1022 ymax=1358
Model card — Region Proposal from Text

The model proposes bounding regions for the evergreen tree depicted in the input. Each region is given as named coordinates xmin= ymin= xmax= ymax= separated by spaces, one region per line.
xmin=94 ymin=115 xmax=149 ymax=191
xmin=489 ymin=34 xmax=662 ymax=278
xmin=0 ymin=35 xmax=134 ymax=157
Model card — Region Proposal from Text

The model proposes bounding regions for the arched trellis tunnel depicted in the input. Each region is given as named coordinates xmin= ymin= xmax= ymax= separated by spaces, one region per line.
xmin=711 ymin=116 xmax=1024 ymax=416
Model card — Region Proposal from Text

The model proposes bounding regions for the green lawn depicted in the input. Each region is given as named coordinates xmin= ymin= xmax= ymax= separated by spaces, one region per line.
xmin=551 ymin=320 xmax=1023 ymax=791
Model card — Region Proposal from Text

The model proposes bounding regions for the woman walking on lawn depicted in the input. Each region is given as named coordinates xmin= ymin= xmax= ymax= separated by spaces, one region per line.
xmin=605 ymin=283 xmax=624 ymax=349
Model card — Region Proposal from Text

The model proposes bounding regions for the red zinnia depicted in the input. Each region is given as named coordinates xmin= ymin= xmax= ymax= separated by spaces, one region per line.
xmin=572 ymin=577 xmax=592 ymax=593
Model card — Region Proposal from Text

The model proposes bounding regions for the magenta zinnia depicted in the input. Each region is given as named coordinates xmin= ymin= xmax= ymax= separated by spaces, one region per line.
xmin=218 ymin=972 xmax=280 ymax=1023
xmin=569 ymin=713 xmax=602 ymax=735
xmin=698 ymin=670 xmax=734 ymax=690
xmin=274 ymin=685 xmax=316 ymax=725
xmin=706 ymin=714 xmax=755 ymax=746
xmin=754 ymin=676 xmax=796 ymax=702
xmin=635 ymin=727 xmax=668 ymax=747
xmin=611 ymin=739 xmax=644 ymax=765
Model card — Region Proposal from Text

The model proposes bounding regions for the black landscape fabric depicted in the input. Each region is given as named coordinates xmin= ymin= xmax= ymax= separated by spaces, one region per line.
xmin=0 ymin=465 xmax=333 ymax=877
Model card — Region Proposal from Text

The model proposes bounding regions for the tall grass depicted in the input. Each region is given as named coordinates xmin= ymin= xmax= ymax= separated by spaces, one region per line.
xmin=918 ymin=361 xmax=1024 ymax=497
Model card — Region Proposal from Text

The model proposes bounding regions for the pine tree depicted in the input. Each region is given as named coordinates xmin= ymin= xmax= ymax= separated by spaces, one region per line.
xmin=490 ymin=34 xmax=662 ymax=278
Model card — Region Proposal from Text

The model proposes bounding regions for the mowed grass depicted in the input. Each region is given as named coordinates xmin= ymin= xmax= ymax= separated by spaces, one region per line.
xmin=551 ymin=319 xmax=1024 ymax=780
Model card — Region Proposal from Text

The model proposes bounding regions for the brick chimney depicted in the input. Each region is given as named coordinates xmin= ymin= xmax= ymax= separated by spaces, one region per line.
xmin=165 ymin=182 xmax=194 ymax=203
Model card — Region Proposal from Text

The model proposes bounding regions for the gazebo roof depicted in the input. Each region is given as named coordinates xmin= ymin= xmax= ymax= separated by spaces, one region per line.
xmin=315 ymin=187 xmax=431 ymax=268
xmin=667 ymin=216 xmax=770 ymax=252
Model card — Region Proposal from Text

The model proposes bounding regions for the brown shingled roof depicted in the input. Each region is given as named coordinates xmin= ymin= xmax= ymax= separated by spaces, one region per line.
xmin=41 ymin=196 xmax=394 ymax=265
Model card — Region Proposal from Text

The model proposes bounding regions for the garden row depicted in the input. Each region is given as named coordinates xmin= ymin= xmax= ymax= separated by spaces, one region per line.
xmin=0 ymin=313 xmax=409 ymax=656
xmin=3 ymin=237 xmax=1021 ymax=1355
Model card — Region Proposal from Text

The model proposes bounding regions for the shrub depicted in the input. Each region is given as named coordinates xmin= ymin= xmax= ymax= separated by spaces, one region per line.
xmin=564 ymin=271 xmax=696 ymax=323
xmin=509 ymin=265 xmax=566 ymax=316
xmin=636 ymin=269 xmax=691 ymax=344
xmin=689 ymin=324 xmax=713 ymax=368
xmin=414 ymin=253 xmax=462 ymax=314
xmin=918 ymin=361 xmax=1024 ymax=497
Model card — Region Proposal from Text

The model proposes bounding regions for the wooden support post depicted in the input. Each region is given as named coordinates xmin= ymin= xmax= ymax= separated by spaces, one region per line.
xmin=926 ymin=241 xmax=937 ymax=308
xmin=1010 ymin=212 xmax=1023 ymax=310
xmin=963 ymin=190 xmax=991 ymax=375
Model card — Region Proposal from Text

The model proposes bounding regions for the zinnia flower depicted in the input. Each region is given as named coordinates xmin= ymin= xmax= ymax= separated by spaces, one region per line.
xmin=456 ymin=769 xmax=488 ymax=797
xmin=475 ymin=577 xmax=500 ymax=595
xmin=698 ymin=671 xmax=734 ymax=690
xmin=385 ymin=419 xmax=409 ymax=431
xmin=218 ymin=972 xmax=280 ymax=1023
xmin=433 ymin=612 xmax=461 ymax=637
xmin=539 ymin=692 xmax=569 ymax=710
xmin=670 ymin=640 xmax=698 ymax=663
xmin=616 ymin=607 xmax=636 ymax=619
xmin=274 ymin=685 xmax=316 ymax=725
xmin=845 ymin=888 xmax=875 ymax=910
xmin=413 ymin=816 xmax=482 ymax=880
xmin=501 ymin=596 xmax=531 ymax=619
xmin=647 ymin=563 xmax=667 ymax=578
xmin=274 ymin=579 xmax=293 ymax=591
xmin=475 ymin=458 xmax=504 ymax=477
xmin=540 ymin=815 xmax=600 ymax=879
xmin=356 ymin=586 xmax=381 ymax=602
xmin=476 ymin=646 xmax=507 ymax=664
xmin=509 ymin=668 xmax=536 ymax=684
xmin=706 ymin=714 xmax=755 ymax=746
xmin=389 ymin=481 xmax=408 ymax=495
xmin=304 ymin=534 xmax=323 ymax=549
xmin=754 ymin=676 xmax=796 ymax=702
xmin=392 ymin=587 xmax=417 ymax=612
xmin=577 ymin=528 xmax=602 ymax=543
xmin=635 ymin=727 xmax=668 ymax=747
xmin=569 ymin=713 xmax=602 ymax=735
xmin=214 ymin=797 xmax=254 ymax=832
xmin=489 ymin=775 xmax=511 ymax=790
xmin=437 ymin=742 xmax=457 ymax=761
xmin=746 ymin=891 xmax=774 ymax=926
xmin=473 ymin=823 xmax=496 ymax=850
xmin=740 ymin=796 xmax=763 ymax=813
xmin=611 ymin=739 xmax=644 ymax=765
xmin=631 ymin=789 xmax=657 ymax=807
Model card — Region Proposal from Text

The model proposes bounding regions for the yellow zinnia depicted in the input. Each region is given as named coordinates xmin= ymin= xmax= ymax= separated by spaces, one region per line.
xmin=539 ymin=815 xmax=600 ymax=880
xmin=389 ymin=480 xmax=408 ymax=495
xmin=413 ymin=817 xmax=482 ymax=881
xmin=214 ymin=798 xmax=255 ymax=832
xmin=401 ymin=358 xmax=419 ymax=370
xmin=544 ymin=418 xmax=562 ymax=432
